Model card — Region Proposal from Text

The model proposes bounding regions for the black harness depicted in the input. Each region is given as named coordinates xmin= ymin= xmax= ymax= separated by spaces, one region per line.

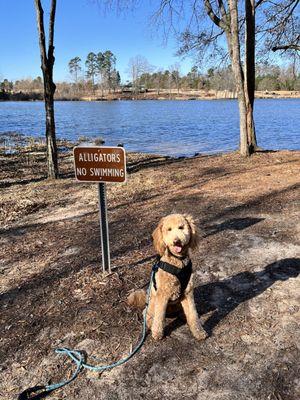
xmin=152 ymin=255 xmax=193 ymax=295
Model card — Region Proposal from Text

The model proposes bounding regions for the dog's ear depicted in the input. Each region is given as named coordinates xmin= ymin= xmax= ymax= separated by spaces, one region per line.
xmin=184 ymin=214 xmax=200 ymax=250
xmin=152 ymin=217 xmax=166 ymax=256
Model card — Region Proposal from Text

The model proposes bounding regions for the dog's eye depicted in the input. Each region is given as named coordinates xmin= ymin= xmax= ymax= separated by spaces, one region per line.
xmin=168 ymin=227 xmax=172 ymax=231
xmin=178 ymin=226 xmax=184 ymax=230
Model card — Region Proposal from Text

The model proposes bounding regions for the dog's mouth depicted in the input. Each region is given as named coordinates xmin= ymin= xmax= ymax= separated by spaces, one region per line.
xmin=171 ymin=241 xmax=184 ymax=255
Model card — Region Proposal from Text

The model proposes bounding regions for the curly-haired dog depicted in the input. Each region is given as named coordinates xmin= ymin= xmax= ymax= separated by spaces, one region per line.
xmin=128 ymin=213 xmax=207 ymax=341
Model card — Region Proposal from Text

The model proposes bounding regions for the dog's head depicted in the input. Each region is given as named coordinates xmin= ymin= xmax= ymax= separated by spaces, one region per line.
xmin=152 ymin=213 xmax=200 ymax=257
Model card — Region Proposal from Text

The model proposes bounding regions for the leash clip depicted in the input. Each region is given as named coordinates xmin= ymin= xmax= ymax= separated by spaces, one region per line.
xmin=18 ymin=385 xmax=52 ymax=400
xmin=152 ymin=263 xmax=159 ymax=273
xmin=152 ymin=255 xmax=160 ymax=273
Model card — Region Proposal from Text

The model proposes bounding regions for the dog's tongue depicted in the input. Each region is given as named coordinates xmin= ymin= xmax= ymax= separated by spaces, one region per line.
xmin=173 ymin=245 xmax=182 ymax=254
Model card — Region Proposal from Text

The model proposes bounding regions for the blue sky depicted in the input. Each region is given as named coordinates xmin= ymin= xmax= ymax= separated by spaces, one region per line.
xmin=0 ymin=0 xmax=195 ymax=83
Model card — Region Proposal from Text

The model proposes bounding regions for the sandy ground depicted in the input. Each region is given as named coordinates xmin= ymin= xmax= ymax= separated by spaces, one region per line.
xmin=0 ymin=149 xmax=299 ymax=400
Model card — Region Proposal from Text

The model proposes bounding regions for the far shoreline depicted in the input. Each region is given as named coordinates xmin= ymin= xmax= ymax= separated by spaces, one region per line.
xmin=1 ymin=89 xmax=300 ymax=102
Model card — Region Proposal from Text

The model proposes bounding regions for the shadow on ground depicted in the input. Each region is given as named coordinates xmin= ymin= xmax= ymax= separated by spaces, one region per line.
xmin=165 ymin=258 xmax=300 ymax=337
xmin=204 ymin=217 xmax=265 ymax=237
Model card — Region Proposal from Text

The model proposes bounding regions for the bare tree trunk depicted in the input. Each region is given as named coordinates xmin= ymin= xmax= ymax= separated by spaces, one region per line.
xmin=205 ymin=0 xmax=257 ymax=156
xmin=245 ymin=0 xmax=257 ymax=153
xmin=228 ymin=0 xmax=250 ymax=157
xmin=92 ymin=75 xmax=95 ymax=97
xmin=34 ymin=0 xmax=58 ymax=178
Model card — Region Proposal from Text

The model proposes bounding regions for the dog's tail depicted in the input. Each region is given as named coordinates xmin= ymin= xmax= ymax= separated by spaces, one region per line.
xmin=127 ymin=289 xmax=147 ymax=309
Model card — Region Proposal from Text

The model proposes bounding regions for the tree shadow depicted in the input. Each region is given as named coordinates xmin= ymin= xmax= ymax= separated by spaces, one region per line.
xmin=0 ymin=153 xmax=188 ymax=188
xmin=0 ymin=210 xmax=98 ymax=237
xmin=204 ymin=217 xmax=264 ymax=237
xmin=0 ymin=175 xmax=47 ymax=188
xmin=194 ymin=258 xmax=300 ymax=336
xmin=254 ymin=149 xmax=278 ymax=153
xmin=119 ymin=254 xmax=156 ymax=271
xmin=164 ymin=258 xmax=300 ymax=337
xmin=201 ymin=182 xmax=300 ymax=226
xmin=110 ymin=193 xmax=162 ymax=211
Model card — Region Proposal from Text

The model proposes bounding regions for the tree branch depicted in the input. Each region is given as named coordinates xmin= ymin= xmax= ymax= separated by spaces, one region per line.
xmin=272 ymin=43 xmax=300 ymax=51
xmin=34 ymin=0 xmax=48 ymax=69
xmin=255 ymin=0 xmax=266 ymax=8
xmin=48 ymin=0 xmax=57 ymax=70
xmin=204 ymin=0 xmax=226 ymax=30
xmin=49 ymin=0 xmax=56 ymax=49
xmin=218 ymin=0 xmax=227 ymax=20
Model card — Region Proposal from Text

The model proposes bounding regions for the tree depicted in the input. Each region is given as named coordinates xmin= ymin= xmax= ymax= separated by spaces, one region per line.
xmin=32 ymin=76 xmax=43 ymax=90
xmin=139 ymin=72 xmax=154 ymax=90
xmin=170 ymin=63 xmax=181 ymax=94
xmin=208 ymin=66 xmax=235 ymax=91
xmin=85 ymin=52 xmax=98 ymax=93
xmin=153 ymin=69 xmax=164 ymax=95
xmin=186 ymin=0 xmax=257 ymax=156
xmin=68 ymin=56 xmax=82 ymax=83
xmin=96 ymin=52 xmax=105 ymax=96
xmin=201 ymin=0 xmax=299 ymax=154
xmin=95 ymin=50 xmax=118 ymax=94
xmin=111 ymin=69 xmax=121 ymax=92
xmin=186 ymin=66 xmax=200 ymax=89
xmin=34 ymin=0 xmax=58 ymax=178
xmin=0 ymin=79 xmax=13 ymax=92
xmin=130 ymin=0 xmax=298 ymax=156
xmin=128 ymin=55 xmax=153 ymax=93
xmin=102 ymin=50 xmax=117 ymax=92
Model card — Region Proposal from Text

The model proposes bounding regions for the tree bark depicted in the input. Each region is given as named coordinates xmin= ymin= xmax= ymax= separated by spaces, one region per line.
xmin=228 ymin=0 xmax=250 ymax=157
xmin=34 ymin=0 xmax=58 ymax=178
xmin=245 ymin=0 xmax=258 ymax=153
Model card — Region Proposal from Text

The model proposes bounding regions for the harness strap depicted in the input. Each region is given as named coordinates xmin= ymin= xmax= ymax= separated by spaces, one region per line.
xmin=152 ymin=256 xmax=192 ymax=294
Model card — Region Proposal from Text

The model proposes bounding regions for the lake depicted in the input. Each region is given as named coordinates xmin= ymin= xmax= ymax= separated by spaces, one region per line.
xmin=0 ymin=99 xmax=299 ymax=156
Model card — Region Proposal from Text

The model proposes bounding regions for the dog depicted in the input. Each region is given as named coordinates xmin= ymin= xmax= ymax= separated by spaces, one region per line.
xmin=128 ymin=213 xmax=207 ymax=341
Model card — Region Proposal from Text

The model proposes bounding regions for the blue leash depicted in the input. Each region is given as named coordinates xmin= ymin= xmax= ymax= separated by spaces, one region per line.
xmin=18 ymin=270 xmax=154 ymax=400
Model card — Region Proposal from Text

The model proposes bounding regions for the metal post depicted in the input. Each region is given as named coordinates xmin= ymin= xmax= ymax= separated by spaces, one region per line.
xmin=98 ymin=183 xmax=111 ymax=273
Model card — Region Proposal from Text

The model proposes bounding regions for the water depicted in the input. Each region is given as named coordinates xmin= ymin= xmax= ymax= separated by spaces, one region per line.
xmin=0 ymin=99 xmax=299 ymax=156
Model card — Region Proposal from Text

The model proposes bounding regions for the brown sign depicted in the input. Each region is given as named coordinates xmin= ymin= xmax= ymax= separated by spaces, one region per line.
xmin=73 ymin=146 xmax=126 ymax=183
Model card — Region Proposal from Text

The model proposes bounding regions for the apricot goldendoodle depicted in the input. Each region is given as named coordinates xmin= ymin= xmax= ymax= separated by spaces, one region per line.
xmin=128 ymin=213 xmax=207 ymax=341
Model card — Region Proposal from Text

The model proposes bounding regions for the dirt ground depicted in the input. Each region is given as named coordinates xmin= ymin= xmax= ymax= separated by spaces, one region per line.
xmin=0 ymin=148 xmax=299 ymax=400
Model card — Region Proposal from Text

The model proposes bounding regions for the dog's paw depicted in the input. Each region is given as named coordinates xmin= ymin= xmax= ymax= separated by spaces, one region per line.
xmin=152 ymin=330 xmax=164 ymax=341
xmin=193 ymin=328 xmax=208 ymax=341
xmin=146 ymin=315 xmax=153 ymax=329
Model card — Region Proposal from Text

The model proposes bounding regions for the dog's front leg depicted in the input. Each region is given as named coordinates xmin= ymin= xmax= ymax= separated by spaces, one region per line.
xmin=151 ymin=293 xmax=169 ymax=340
xmin=181 ymin=292 xmax=207 ymax=341
xmin=146 ymin=293 xmax=156 ymax=329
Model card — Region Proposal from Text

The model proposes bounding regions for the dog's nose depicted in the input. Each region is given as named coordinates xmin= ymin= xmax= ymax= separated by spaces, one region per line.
xmin=173 ymin=239 xmax=182 ymax=246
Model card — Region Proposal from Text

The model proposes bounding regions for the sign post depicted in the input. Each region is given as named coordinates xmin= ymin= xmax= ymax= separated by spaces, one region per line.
xmin=98 ymin=182 xmax=110 ymax=273
xmin=73 ymin=146 xmax=126 ymax=273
